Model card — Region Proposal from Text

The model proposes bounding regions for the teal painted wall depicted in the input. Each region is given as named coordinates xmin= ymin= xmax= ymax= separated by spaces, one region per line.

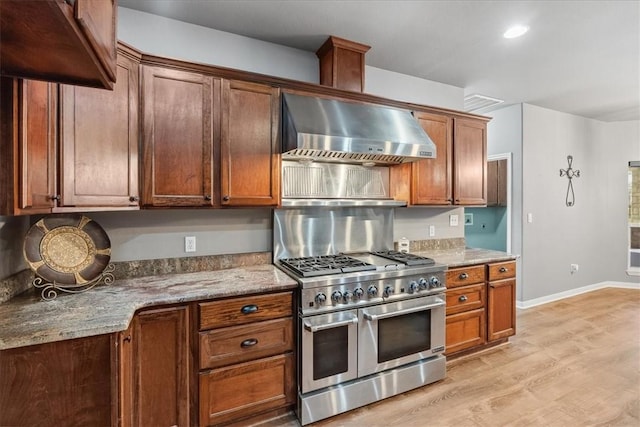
xmin=464 ymin=207 xmax=507 ymax=251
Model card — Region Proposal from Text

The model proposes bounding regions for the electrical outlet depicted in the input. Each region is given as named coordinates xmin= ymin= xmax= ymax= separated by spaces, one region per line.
xmin=398 ymin=237 xmax=410 ymax=253
xmin=449 ymin=214 xmax=459 ymax=226
xmin=429 ymin=225 xmax=436 ymax=237
xmin=185 ymin=236 xmax=196 ymax=253
xmin=570 ymin=263 xmax=579 ymax=274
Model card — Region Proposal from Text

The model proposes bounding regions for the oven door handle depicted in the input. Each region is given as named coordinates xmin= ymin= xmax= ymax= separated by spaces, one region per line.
xmin=362 ymin=298 xmax=445 ymax=321
xmin=303 ymin=315 xmax=358 ymax=332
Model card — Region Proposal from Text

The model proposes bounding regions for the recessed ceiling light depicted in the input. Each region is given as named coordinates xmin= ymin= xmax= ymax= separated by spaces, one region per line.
xmin=503 ymin=25 xmax=529 ymax=39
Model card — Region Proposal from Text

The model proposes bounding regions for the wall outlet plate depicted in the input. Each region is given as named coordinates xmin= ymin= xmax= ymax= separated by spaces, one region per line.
xmin=185 ymin=236 xmax=196 ymax=253
xmin=449 ymin=214 xmax=459 ymax=226
xmin=429 ymin=225 xmax=436 ymax=237
xmin=398 ymin=237 xmax=410 ymax=253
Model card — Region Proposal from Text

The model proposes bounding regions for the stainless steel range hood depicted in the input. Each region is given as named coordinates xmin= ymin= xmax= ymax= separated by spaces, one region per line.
xmin=282 ymin=93 xmax=436 ymax=165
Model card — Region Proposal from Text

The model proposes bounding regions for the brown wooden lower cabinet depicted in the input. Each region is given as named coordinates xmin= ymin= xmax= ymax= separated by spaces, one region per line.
xmin=445 ymin=261 xmax=516 ymax=357
xmin=446 ymin=308 xmax=486 ymax=354
xmin=0 ymin=334 xmax=117 ymax=427
xmin=199 ymin=353 xmax=294 ymax=426
xmin=120 ymin=305 xmax=192 ymax=427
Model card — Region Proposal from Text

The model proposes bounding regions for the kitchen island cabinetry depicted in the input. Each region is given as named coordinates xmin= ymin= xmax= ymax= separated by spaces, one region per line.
xmin=390 ymin=113 xmax=488 ymax=206
xmin=0 ymin=0 xmax=117 ymax=90
xmin=220 ymin=80 xmax=280 ymax=206
xmin=141 ymin=65 xmax=218 ymax=207
xmin=445 ymin=260 xmax=516 ymax=357
xmin=119 ymin=305 xmax=192 ymax=427
xmin=0 ymin=334 xmax=117 ymax=426
xmin=198 ymin=292 xmax=295 ymax=426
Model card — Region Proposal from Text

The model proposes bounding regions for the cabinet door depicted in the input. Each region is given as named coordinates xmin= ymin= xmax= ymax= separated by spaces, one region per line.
xmin=497 ymin=158 xmax=508 ymax=206
xmin=0 ymin=78 xmax=57 ymax=215
xmin=0 ymin=334 xmax=117 ymax=426
xmin=220 ymin=80 xmax=280 ymax=206
xmin=487 ymin=278 xmax=516 ymax=341
xmin=60 ymin=52 xmax=139 ymax=208
xmin=199 ymin=353 xmax=294 ymax=426
xmin=486 ymin=160 xmax=498 ymax=206
xmin=445 ymin=308 xmax=486 ymax=355
xmin=129 ymin=306 xmax=191 ymax=427
xmin=141 ymin=66 xmax=217 ymax=207
xmin=453 ymin=118 xmax=487 ymax=205
xmin=411 ymin=112 xmax=453 ymax=205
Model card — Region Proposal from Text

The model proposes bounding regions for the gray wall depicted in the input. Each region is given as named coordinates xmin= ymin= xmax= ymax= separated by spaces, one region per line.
xmin=521 ymin=104 xmax=639 ymax=301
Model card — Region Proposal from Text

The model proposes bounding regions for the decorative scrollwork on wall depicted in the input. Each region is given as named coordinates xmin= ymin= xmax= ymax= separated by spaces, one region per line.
xmin=559 ymin=155 xmax=581 ymax=207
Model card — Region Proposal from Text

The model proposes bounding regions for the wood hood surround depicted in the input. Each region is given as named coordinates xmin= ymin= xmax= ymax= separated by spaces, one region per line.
xmin=316 ymin=35 xmax=371 ymax=92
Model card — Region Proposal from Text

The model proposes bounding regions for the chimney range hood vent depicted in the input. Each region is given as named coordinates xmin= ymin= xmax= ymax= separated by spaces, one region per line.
xmin=281 ymin=93 xmax=436 ymax=165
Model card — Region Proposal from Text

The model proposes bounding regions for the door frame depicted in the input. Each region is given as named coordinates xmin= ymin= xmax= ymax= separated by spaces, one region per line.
xmin=488 ymin=152 xmax=512 ymax=253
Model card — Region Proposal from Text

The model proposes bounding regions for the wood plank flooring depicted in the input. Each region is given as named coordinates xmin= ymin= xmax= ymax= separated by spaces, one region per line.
xmin=265 ymin=288 xmax=639 ymax=427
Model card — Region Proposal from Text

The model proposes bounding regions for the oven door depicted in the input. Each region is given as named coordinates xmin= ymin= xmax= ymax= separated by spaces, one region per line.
xmin=300 ymin=309 xmax=358 ymax=393
xmin=358 ymin=294 xmax=445 ymax=377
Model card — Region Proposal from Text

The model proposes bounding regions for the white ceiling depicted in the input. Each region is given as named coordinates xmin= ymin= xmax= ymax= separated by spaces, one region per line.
xmin=119 ymin=0 xmax=640 ymax=122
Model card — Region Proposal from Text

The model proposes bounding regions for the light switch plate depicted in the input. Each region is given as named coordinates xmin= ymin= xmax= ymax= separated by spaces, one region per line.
xmin=449 ymin=214 xmax=459 ymax=226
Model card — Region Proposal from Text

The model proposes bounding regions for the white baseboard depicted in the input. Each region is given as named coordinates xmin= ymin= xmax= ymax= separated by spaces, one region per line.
xmin=517 ymin=281 xmax=640 ymax=309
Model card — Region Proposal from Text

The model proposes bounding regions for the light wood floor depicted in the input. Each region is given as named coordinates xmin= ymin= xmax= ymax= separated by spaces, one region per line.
xmin=268 ymin=287 xmax=640 ymax=427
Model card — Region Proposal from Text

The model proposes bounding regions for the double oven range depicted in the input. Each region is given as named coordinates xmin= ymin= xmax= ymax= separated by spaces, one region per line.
xmin=274 ymin=208 xmax=447 ymax=425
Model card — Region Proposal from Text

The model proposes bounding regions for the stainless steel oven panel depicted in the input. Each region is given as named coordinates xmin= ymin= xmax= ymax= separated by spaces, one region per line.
xmin=358 ymin=294 xmax=445 ymax=377
xmin=301 ymin=310 xmax=359 ymax=393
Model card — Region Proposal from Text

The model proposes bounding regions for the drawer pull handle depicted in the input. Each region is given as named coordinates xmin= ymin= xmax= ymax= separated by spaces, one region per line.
xmin=241 ymin=338 xmax=258 ymax=348
xmin=459 ymin=273 xmax=469 ymax=280
xmin=499 ymin=267 xmax=508 ymax=273
xmin=458 ymin=295 xmax=468 ymax=302
xmin=241 ymin=304 xmax=258 ymax=314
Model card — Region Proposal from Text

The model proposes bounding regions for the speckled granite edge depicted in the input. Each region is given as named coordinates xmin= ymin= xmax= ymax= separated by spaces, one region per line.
xmin=411 ymin=238 xmax=466 ymax=252
xmin=0 ymin=252 xmax=271 ymax=304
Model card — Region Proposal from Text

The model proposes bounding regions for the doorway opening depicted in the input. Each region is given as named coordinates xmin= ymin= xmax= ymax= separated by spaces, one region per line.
xmin=465 ymin=153 xmax=512 ymax=252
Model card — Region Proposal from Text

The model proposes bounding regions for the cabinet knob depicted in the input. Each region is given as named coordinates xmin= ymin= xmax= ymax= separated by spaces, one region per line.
xmin=123 ymin=335 xmax=131 ymax=343
xmin=222 ymin=195 xmax=230 ymax=202
xmin=240 ymin=338 xmax=258 ymax=348
xmin=459 ymin=272 xmax=469 ymax=280
xmin=49 ymin=195 xmax=60 ymax=201
xmin=204 ymin=195 xmax=212 ymax=201
xmin=458 ymin=295 xmax=468 ymax=302
xmin=499 ymin=267 xmax=508 ymax=273
xmin=129 ymin=196 xmax=139 ymax=202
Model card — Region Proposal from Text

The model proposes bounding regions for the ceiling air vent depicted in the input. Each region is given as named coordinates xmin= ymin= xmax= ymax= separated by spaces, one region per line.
xmin=464 ymin=94 xmax=504 ymax=113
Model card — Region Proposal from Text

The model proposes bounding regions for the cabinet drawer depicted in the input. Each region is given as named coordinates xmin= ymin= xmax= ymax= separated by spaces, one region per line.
xmin=200 ymin=317 xmax=293 ymax=369
xmin=446 ymin=265 xmax=485 ymax=288
xmin=445 ymin=308 xmax=486 ymax=355
xmin=199 ymin=292 xmax=292 ymax=330
xmin=199 ymin=353 xmax=295 ymax=426
xmin=488 ymin=261 xmax=516 ymax=281
xmin=446 ymin=284 xmax=485 ymax=315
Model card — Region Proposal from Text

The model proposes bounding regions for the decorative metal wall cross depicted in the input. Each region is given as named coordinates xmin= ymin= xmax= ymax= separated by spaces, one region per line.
xmin=559 ymin=155 xmax=581 ymax=207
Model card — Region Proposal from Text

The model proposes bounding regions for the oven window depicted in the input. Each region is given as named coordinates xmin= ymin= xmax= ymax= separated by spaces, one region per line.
xmin=313 ymin=326 xmax=349 ymax=380
xmin=378 ymin=310 xmax=431 ymax=363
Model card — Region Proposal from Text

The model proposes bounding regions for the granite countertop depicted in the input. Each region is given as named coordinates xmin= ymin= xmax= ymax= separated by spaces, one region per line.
xmin=416 ymin=247 xmax=519 ymax=268
xmin=0 ymin=264 xmax=297 ymax=351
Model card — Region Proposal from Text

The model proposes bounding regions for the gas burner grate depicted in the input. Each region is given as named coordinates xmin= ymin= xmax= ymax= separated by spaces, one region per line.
xmin=371 ymin=250 xmax=436 ymax=266
xmin=279 ymin=255 xmax=377 ymax=277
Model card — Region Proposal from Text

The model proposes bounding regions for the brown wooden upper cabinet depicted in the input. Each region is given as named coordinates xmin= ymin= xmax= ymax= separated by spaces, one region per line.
xmin=220 ymin=80 xmax=280 ymax=207
xmin=391 ymin=112 xmax=488 ymax=206
xmin=140 ymin=66 xmax=218 ymax=207
xmin=486 ymin=158 xmax=508 ymax=206
xmin=0 ymin=45 xmax=140 ymax=216
xmin=0 ymin=0 xmax=117 ymax=90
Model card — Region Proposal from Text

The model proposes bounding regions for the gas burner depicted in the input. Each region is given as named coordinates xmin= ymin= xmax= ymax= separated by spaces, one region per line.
xmin=279 ymin=255 xmax=377 ymax=277
xmin=371 ymin=250 xmax=436 ymax=266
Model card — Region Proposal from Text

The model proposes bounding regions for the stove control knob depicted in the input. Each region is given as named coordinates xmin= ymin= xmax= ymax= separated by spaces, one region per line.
xmin=429 ymin=276 xmax=441 ymax=288
xmin=343 ymin=291 xmax=353 ymax=303
xmin=383 ymin=286 xmax=395 ymax=298
xmin=353 ymin=287 xmax=364 ymax=299
xmin=315 ymin=293 xmax=327 ymax=305
xmin=418 ymin=277 xmax=428 ymax=290
xmin=367 ymin=285 xmax=378 ymax=297
xmin=408 ymin=281 xmax=420 ymax=294
xmin=331 ymin=291 xmax=343 ymax=304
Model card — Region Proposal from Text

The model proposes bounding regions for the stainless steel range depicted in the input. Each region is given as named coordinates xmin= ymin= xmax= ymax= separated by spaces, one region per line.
xmin=274 ymin=207 xmax=447 ymax=425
